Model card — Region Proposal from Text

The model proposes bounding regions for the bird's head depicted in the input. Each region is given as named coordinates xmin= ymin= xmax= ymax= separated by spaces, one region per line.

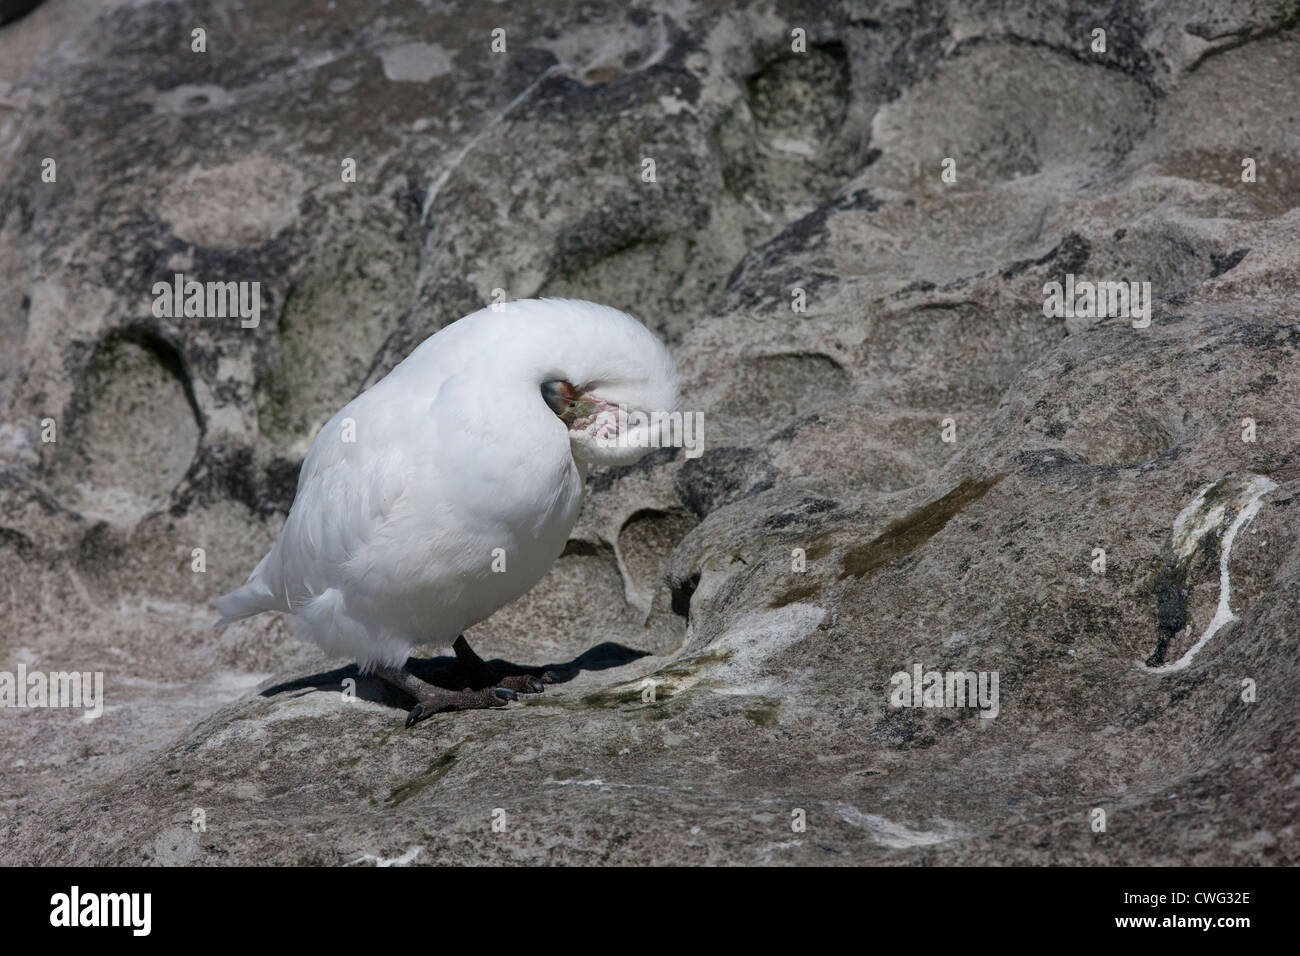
xmin=531 ymin=301 xmax=680 ymax=468
xmin=444 ymin=299 xmax=680 ymax=471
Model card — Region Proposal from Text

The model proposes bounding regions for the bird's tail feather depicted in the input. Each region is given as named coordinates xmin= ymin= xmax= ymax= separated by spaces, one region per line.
xmin=214 ymin=551 xmax=282 ymax=628
xmin=214 ymin=582 xmax=273 ymax=625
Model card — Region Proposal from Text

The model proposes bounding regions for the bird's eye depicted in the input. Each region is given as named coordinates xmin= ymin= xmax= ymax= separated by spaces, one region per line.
xmin=542 ymin=379 xmax=579 ymax=419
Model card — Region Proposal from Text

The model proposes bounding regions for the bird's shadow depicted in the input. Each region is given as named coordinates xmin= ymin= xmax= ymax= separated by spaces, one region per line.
xmin=260 ymin=641 xmax=650 ymax=711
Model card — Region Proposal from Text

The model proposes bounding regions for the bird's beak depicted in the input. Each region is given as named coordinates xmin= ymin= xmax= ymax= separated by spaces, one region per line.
xmin=542 ymin=380 xmax=599 ymax=426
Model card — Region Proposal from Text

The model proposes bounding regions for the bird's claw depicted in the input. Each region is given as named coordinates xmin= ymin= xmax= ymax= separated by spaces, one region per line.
xmin=494 ymin=687 xmax=518 ymax=701
xmin=494 ymin=673 xmax=546 ymax=694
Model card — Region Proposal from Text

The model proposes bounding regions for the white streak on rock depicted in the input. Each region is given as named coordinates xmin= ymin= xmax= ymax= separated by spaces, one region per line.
xmin=346 ymin=846 xmax=423 ymax=867
xmin=835 ymin=804 xmax=968 ymax=848
xmin=1146 ymin=474 xmax=1276 ymax=674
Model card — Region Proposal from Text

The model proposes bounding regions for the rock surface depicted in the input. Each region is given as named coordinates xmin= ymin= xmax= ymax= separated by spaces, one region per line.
xmin=2 ymin=0 xmax=1298 ymax=864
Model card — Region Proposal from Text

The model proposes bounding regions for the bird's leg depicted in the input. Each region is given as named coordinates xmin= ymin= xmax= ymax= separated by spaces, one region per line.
xmin=452 ymin=635 xmax=554 ymax=693
xmin=373 ymin=662 xmax=517 ymax=728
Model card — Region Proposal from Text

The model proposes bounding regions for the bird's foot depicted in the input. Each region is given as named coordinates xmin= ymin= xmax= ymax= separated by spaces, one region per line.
xmin=373 ymin=662 xmax=521 ymax=728
xmin=405 ymin=685 xmax=517 ymax=728
xmin=452 ymin=635 xmax=560 ymax=693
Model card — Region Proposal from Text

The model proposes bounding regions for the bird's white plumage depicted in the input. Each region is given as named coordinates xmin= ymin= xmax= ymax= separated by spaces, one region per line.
xmin=216 ymin=298 xmax=679 ymax=670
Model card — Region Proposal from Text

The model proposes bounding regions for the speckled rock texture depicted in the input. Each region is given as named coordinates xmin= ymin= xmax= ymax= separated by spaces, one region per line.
xmin=2 ymin=0 xmax=1298 ymax=865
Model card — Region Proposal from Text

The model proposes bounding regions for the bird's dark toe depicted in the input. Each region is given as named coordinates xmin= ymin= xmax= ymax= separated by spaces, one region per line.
xmin=494 ymin=687 xmax=518 ymax=701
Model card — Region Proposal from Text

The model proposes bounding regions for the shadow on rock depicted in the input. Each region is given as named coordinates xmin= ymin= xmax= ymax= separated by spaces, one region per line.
xmin=259 ymin=641 xmax=651 ymax=712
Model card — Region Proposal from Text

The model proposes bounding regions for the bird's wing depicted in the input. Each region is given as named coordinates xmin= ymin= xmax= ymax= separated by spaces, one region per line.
xmin=271 ymin=386 xmax=425 ymax=611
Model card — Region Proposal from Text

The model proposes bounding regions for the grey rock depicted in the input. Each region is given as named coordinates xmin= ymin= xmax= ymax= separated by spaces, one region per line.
xmin=1 ymin=0 xmax=1298 ymax=864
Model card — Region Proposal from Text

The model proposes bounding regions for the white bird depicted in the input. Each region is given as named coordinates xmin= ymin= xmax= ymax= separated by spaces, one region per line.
xmin=216 ymin=298 xmax=679 ymax=725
